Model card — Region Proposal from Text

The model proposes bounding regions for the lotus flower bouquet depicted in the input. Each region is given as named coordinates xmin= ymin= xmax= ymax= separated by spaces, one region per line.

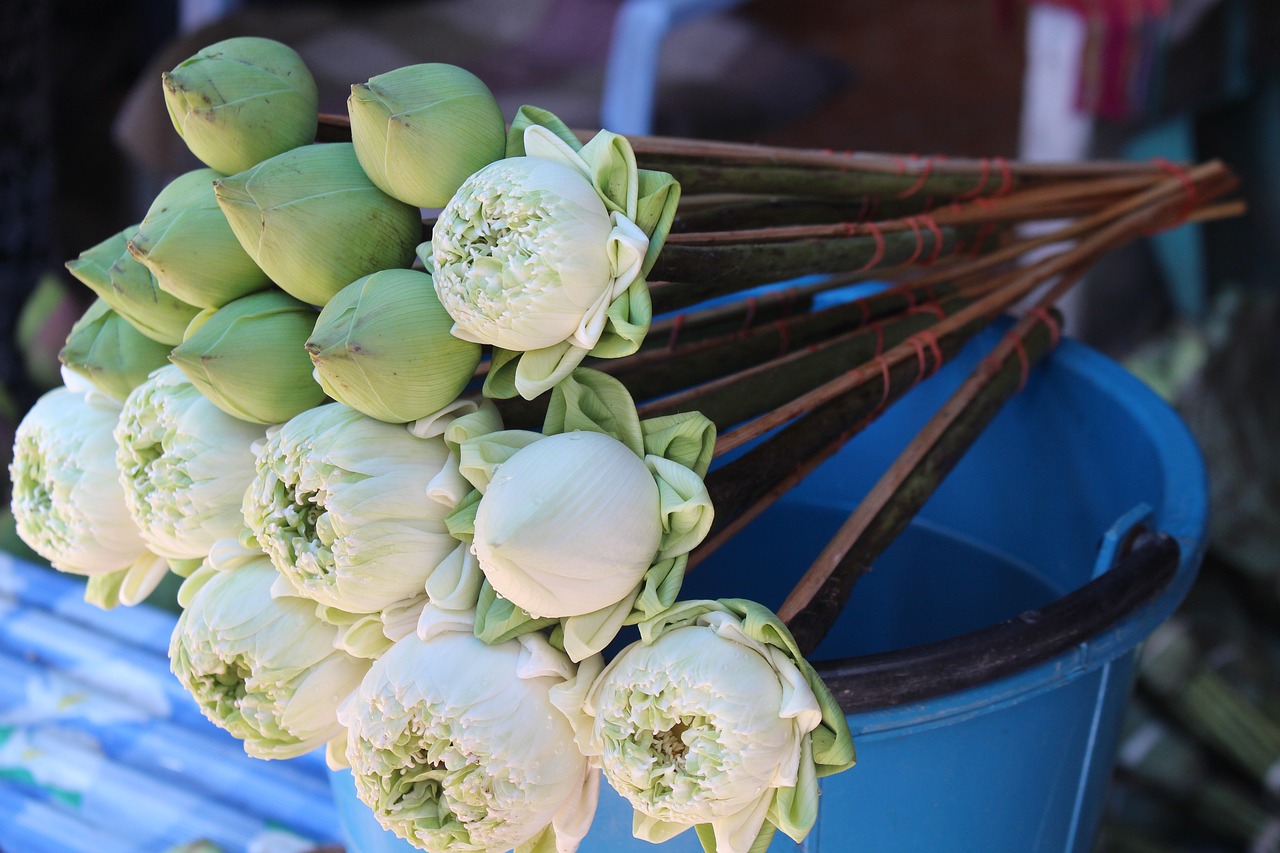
xmin=9 ymin=32 xmax=1242 ymax=853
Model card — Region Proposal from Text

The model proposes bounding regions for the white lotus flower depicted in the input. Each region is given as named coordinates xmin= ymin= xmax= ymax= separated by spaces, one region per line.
xmin=242 ymin=402 xmax=470 ymax=613
xmin=473 ymin=431 xmax=662 ymax=619
xmin=574 ymin=601 xmax=856 ymax=853
xmin=9 ymin=385 xmax=166 ymax=603
xmin=115 ymin=365 xmax=263 ymax=560
xmin=431 ymin=154 xmax=645 ymax=354
xmin=339 ymin=607 xmax=598 ymax=853
xmin=170 ymin=540 xmax=369 ymax=759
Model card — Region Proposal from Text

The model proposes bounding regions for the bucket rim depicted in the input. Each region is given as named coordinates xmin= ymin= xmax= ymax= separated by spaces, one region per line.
xmin=809 ymin=328 xmax=1208 ymax=728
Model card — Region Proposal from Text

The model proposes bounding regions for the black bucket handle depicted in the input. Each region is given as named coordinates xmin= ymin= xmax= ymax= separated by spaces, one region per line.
xmin=815 ymin=532 xmax=1181 ymax=713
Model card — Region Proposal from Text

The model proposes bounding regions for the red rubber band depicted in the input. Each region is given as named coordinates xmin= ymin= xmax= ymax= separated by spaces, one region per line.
xmin=857 ymin=295 xmax=872 ymax=326
xmin=895 ymin=157 xmax=935 ymax=199
xmin=918 ymin=329 xmax=943 ymax=375
xmin=873 ymin=355 xmax=892 ymax=407
xmin=857 ymin=223 xmax=886 ymax=272
xmin=666 ymin=314 xmax=685 ymax=350
xmin=1011 ymin=337 xmax=1030 ymax=392
xmin=739 ymin=297 xmax=759 ymax=338
xmin=993 ymin=157 xmax=1013 ymax=196
xmin=872 ymin=320 xmax=886 ymax=356
xmin=909 ymin=336 xmax=930 ymax=386
xmin=959 ymin=158 xmax=993 ymax=201
xmin=1153 ymin=157 xmax=1197 ymax=226
xmin=1029 ymin=306 xmax=1061 ymax=348
xmin=919 ymin=215 xmax=944 ymax=264
xmin=903 ymin=218 xmax=926 ymax=266
xmin=910 ymin=302 xmax=946 ymax=321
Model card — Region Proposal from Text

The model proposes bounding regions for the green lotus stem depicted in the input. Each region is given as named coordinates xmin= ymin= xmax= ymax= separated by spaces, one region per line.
xmin=691 ymin=306 xmax=992 ymax=564
xmin=1141 ymin=617 xmax=1280 ymax=795
xmin=778 ymin=310 xmax=1061 ymax=655
xmin=619 ymin=289 xmax=966 ymax=403
xmin=491 ymin=283 xmax=966 ymax=431
xmin=638 ymin=297 xmax=969 ymax=429
xmin=642 ymin=275 xmax=961 ymax=352
xmin=638 ymin=159 xmax=1005 ymax=200
xmin=648 ymin=225 xmax=969 ymax=312
xmin=671 ymin=194 xmax=950 ymax=232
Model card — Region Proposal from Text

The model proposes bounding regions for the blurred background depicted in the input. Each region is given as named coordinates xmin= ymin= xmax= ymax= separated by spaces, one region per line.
xmin=2 ymin=1 xmax=1278 ymax=850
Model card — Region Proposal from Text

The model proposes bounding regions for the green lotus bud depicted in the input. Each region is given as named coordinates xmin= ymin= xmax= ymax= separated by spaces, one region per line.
xmin=65 ymin=226 xmax=201 ymax=345
xmin=162 ymin=36 xmax=318 ymax=175
xmin=307 ymin=268 xmax=480 ymax=423
xmin=348 ymin=63 xmax=506 ymax=209
xmin=214 ymin=143 xmax=421 ymax=306
xmin=128 ymin=168 xmax=271 ymax=309
xmin=58 ymin=299 xmax=173 ymax=403
xmin=169 ymin=290 xmax=325 ymax=424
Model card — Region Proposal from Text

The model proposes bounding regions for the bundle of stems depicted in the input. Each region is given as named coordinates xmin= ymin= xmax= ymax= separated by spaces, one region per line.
xmin=319 ymin=114 xmax=1245 ymax=664
xmin=1140 ymin=616 xmax=1280 ymax=801
xmin=1112 ymin=697 xmax=1280 ymax=850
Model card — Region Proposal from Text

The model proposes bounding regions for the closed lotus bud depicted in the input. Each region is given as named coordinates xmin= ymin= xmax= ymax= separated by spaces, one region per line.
xmin=307 ymin=268 xmax=480 ymax=423
xmin=65 ymin=226 xmax=201 ymax=345
xmin=169 ymin=290 xmax=325 ymax=424
xmin=348 ymin=63 xmax=506 ymax=209
xmin=474 ymin=431 xmax=663 ymax=619
xmin=59 ymin=299 xmax=173 ymax=403
xmin=162 ymin=36 xmax=318 ymax=175
xmin=213 ymin=143 xmax=421 ymax=306
xmin=128 ymin=168 xmax=271 ymax=309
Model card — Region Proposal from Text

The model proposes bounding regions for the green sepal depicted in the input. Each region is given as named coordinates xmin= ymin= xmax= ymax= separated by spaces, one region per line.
xmin=578 ymin=130 xmax=638 ymax=218
xmin=167 ymin=557 xmax=204 ymax=579
xmin=444 ymin=489 xmax=482 ymax=542
xmin=588 ymin=277 xmax=652 ymax=360
xmin=626 ymin=554 xmax=687 ymax=624
xmin=543 ymin=368 xmax=645 ymax=457
xmin=641 ymin=411 xmax=717 ymax=477
xmin=507 ymin=105 xmax=581 ymax=154
xmin=480 ymin=347 xmax=522 ymax=399
xmin=635 ymin=169 xmax=681 ymax=275
xmin=473 ymin=579 xmax=557 ymax=645
xmin=648 ymin=456 xmax=715 ymax=559
xmin=694 ymin=821 xmax=776 ymax=853
xmin=456 ymin=429 xmax=544 ymax=492
xmin=84 ymin=571 xmax=128 ymax=610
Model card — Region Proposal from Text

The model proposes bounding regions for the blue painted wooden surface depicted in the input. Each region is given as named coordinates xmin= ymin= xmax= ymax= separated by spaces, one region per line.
xmin=0 ymin=554 xmax=342 ymax=853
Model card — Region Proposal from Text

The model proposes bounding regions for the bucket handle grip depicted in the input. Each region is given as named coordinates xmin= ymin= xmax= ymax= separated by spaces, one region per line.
xmin=816 ymin=530 xmax=1180 ymax=712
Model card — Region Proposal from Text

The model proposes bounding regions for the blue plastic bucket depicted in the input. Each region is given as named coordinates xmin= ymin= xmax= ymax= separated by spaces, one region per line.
xmin=330 ymin=322 xmax=1208 ymax=852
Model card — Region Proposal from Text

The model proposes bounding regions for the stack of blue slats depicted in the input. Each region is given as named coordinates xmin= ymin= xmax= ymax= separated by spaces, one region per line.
xmin=0 ymin=554 xmax=341 ymax=853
